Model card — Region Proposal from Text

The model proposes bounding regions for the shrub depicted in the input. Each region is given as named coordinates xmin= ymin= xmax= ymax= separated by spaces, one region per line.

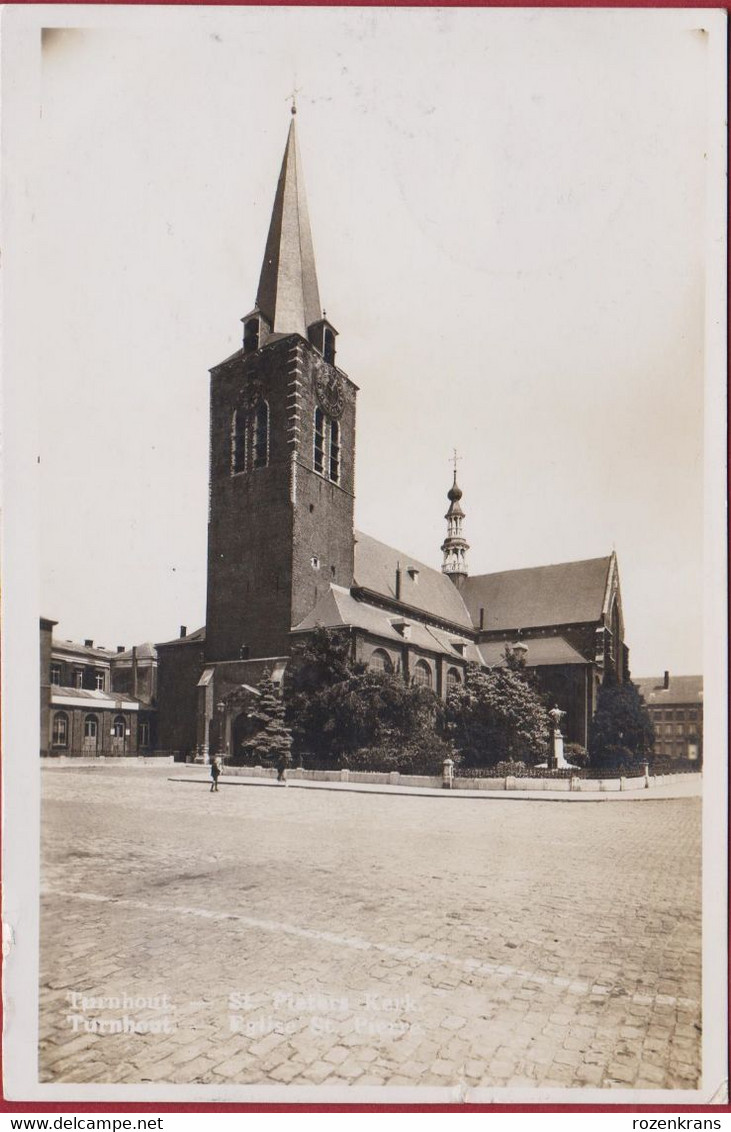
xmin=494 ymin=759 xmax=528 ymax=776
xmin=446 ymin=664 xmax=550 ymax=767
xmin=563 ymin=743 xmax=589 ymax=768
xmin=341 ymin=736 xmax=456 ymax=776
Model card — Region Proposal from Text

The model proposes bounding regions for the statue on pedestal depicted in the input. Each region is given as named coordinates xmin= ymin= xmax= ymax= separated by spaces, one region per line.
xmin=549 ymin=705 xmax=566 ymax=734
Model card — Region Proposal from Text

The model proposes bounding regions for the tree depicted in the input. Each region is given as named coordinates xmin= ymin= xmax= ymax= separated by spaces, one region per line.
xmin=588 ymin=670 xmax=654 ymax=767
xmin=284 ymin=630 xmax=450 ymax=770
xmin=284 ymin=628 xmax=363 ymax=761
xmin=244 ymin=668 xmax=292 ymax=765
xmin=446 ymin=663 xmax=550 ymax=766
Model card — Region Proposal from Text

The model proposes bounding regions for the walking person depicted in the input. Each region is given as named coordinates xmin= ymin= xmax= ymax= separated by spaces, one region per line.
xmin=210 ymin=756 xmax=221 ymax=792
xmin=276 ymin=752 xmax=288 ymax=785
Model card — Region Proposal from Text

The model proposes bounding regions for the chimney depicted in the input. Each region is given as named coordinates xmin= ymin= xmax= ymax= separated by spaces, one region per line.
xmin=180 ymin=625 xmax=187 ymax=639
xmin=395 ymin=565 xmax=401 ymax=602
xmin=116 ymin=645 xmax=125 ymax=654
xmin=85 ymin=639 xmax=93 ymax=648
xmin=479 ymin=607 xmax=485 ymax=631
xmin=663 ymin=670 xmax=670 ymax=690
xmin=132 ymin=646 xmax=139 ymax=699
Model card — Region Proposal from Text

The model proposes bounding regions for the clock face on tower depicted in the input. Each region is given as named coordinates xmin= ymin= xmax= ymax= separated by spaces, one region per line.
xmin=314 ymin=366 xmax=345 ymax=420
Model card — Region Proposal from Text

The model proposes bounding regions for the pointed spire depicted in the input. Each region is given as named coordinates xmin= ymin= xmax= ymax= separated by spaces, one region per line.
xmin=441 ymin=464 xmax=470 ymax=587
xmin=256 ymin=112 xmax=322 ymax=337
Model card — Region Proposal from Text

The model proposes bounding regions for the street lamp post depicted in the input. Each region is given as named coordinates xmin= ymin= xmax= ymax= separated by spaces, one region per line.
xmin=216 ymin=700 xmax=226 ymax=761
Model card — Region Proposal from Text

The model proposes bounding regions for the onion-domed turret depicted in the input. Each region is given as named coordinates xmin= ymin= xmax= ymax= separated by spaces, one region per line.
xmin=441 ymin=464 xmax=469 ymax=588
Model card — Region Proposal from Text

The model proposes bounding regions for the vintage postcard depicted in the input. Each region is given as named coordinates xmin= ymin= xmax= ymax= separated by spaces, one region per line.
xmin=1 ymin=3 xmax=727 ymax=1106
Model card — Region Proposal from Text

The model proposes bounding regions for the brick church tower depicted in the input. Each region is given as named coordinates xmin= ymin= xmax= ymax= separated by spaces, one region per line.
xmin=205 ymin=110 xmax=357 ymax=663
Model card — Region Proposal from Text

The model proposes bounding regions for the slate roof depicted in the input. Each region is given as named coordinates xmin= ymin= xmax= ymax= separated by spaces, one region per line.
xmin=353 ymin=531 xmax=473 ymax=630
xmin=52 ymin=639 xmax=114 ymax=660
xmin=111 ymin=642 xmax=158 ymax=662
xmin=256 ymin=116 xmax=322 ymax=336
xmin=50 ymin=687 xmax=143 ymax=708
xmin=461 ymin=556 xmax=612 ymax=631
xmin=633 ymin=675 xmax=703 ymax=706
xmin=155 ymin=627 xmax=206 ymax=649
xmin=292 ymin=585 xmax=483 ymax=664
xmin=478 ymin=637 xmax=588 ymax=668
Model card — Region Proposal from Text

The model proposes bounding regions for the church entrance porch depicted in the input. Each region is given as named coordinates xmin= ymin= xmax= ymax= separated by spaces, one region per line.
xmin=195 ymin=656 xmax=288 ymax=763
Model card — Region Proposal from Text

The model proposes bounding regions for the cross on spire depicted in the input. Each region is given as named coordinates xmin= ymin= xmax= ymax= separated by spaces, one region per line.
xmin=286 ymin=85 xmax=301 ymax=115
xmin=450 ymin=449 xmax=462 ymax=477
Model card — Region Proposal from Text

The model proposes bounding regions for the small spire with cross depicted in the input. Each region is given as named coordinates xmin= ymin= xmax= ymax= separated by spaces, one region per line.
xmin=286 ymin=85 xmax=301 ymax=116
xmin=441 ymin=449 xmax=469 ymax=585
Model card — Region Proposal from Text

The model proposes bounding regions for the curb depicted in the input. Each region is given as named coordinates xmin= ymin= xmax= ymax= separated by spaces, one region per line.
xmin=168 ymin=774 xmax=700 ymax=804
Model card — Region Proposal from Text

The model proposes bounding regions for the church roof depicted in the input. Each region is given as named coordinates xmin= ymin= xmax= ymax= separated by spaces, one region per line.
xmin=256 ymin=114 xmax=322 ymax=337
xmin=633 ymin=675 xmax=703 ymax=706
xmin=353 ymin=531 xmax=473 ymax=629
xmin=478 ymin=636 xmax=589 ymax=667
xmin=292 ymin=584 xmax=482 ymax=663
xmin=461 ymin=556 xmax=612 ymax=631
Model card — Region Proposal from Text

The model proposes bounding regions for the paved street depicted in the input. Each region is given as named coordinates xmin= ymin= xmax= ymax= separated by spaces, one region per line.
xmin=40 ymin=765 xmax=702 ymax=1092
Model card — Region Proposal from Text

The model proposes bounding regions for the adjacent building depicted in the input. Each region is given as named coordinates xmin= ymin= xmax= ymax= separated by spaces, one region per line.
xmin=634 ymin=673 xmax=703 ymax=764
xmin=42 ymin=621 xmax=158 ymax=757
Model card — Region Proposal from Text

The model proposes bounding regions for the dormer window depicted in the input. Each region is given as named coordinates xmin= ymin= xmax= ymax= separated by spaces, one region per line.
xmin=451 ymin=641 xmax=467 ymax=657
xmin=243 ymin=316 xmax=260 ymax=354
xmin=407 ymin=566 xmax=420 ymax=583
xmin=391 ymin=619 xmax=412 ymax=640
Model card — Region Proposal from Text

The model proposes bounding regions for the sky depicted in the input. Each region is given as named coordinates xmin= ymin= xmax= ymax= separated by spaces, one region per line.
xmin=7 ymin=5 xmax=724 ymax=676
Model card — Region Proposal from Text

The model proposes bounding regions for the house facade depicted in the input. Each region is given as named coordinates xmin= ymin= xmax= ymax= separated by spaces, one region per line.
xmin=634 ymin=673 xmax=703 ymax=764
xmin=42 ymin=622 xmax=158 ymax=757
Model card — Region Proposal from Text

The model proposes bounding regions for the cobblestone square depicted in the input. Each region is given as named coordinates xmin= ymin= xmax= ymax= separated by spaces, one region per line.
xmin=39 ymin=765 xmax=701 ymax=1093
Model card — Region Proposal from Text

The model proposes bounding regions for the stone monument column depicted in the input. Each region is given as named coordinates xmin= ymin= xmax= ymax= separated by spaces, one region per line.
xmin=548 ymin=705 xmax=569 ymax=770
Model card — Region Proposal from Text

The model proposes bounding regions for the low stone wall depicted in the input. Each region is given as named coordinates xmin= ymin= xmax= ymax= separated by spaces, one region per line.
xmin=43 ymin=755 xmax=176 ymax=766
xmin=221 ymin=766 xmax=700 ymax=793
xmin=221 ymin=765 xmax=444 ymax=788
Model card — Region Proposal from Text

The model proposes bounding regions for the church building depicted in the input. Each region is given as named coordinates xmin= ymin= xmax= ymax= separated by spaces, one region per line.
xmin=156 ymin=112 xmax=629 ymax=761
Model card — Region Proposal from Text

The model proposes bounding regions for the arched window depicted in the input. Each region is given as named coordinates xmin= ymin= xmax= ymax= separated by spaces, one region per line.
xmin=243 ymin=317 xmax=259 ymax=354
xmin=329 ymin=419 xmax=340 ymax=484
xmin=314 ymin=408 xmax=341 ymax=484
xmin=112 ymin=715 xmax=126 ymax=739
xmin=412 ymin=660 xmax=432 ymax=689
xmin=84 ymin=714 xmax=98 ymax=739
xmin=323 ymin=328 xmax=336 ymax=365
xmin=446 ymin=667 xmax=462 ymax=691
xmin=52 ymin=712 xmax=69 ymax=747
xmin=314 ymin=408 xmax=325 ymax=475
xmin=231 ymin=410 xmax=247 ymax=474
xmin=369 ymin=649 xmax=393 ymax=674
xmin=253 ymin=402 xmax=269 ymax=469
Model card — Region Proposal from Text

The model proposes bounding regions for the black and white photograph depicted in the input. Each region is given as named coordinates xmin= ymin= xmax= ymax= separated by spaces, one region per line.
xmin=1 ymin=3 xmax=727 ymax=1106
